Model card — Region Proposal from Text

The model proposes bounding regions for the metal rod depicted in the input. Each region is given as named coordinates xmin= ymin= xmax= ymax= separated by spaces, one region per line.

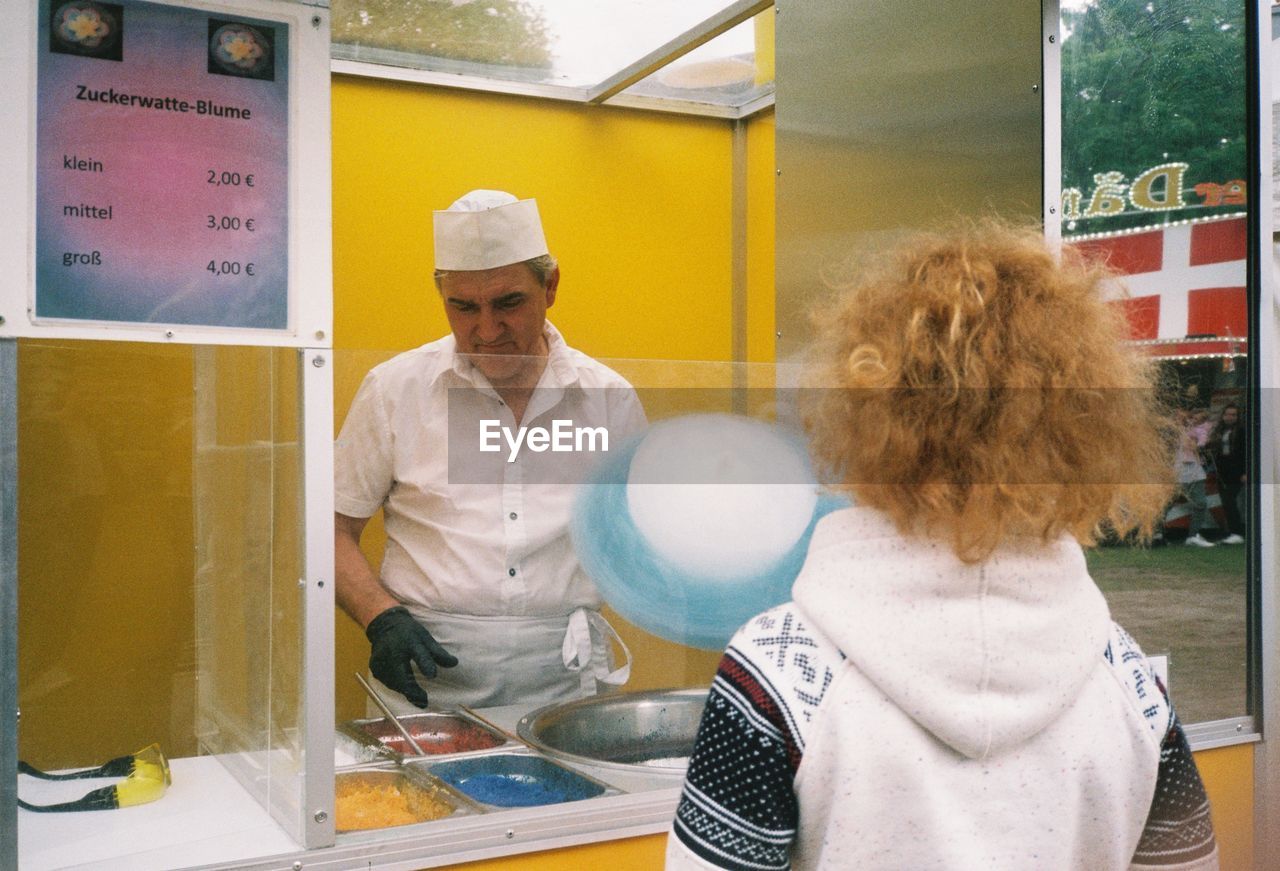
xmin=457 ymin=705 xmax=544 ymax=756
xmin=355 ymin=673 xmax=428 ymax=757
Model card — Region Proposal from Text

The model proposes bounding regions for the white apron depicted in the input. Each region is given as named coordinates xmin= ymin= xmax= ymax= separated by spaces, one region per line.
xmin=368 ymin=604 xmax=631 ymax=715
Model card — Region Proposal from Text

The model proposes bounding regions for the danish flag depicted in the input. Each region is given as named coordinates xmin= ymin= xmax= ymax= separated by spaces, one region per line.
xmin=1068 ymin=214 xmax=1248 ymax=357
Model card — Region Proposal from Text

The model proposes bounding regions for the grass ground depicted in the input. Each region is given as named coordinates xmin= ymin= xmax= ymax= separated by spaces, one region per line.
xmin=1086 ymin=540 xmax=1247 ymax=724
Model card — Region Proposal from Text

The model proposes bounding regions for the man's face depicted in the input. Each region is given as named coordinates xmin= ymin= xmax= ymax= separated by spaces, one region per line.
xmin=1222 ymin=407 xmax=1239 ymax=426
xmin=439 ymin=262 xmax=558 ymax=387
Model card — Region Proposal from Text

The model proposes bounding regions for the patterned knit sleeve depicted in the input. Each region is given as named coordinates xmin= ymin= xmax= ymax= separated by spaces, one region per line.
xmin=666 ymin=606 xmax=842 ymax=871
xmin=1105 ymin=625 xmax=1213 ymax=871
xmin=1105 ymin=620 xmax=1219 ymax=870
xmin=1129 ymin=711 xmax=1219 ymax=870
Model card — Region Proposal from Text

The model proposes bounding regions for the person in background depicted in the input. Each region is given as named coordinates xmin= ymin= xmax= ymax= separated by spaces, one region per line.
xmin=334 ymin=189 xmax=645 ymax=712
xmin=1208 ymin=403 xmax=1246 ymax=545
xmin=1188 ymin=406 xmax=1213 ymax=447
xmin=1175 ymin=408 xmax=1216 ymax=548
xmin=666 ymin=223 xmax=1217 ymax=870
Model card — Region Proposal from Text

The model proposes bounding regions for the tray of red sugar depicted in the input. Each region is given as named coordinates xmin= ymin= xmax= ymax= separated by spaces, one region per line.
xmin=339 ymin=711 xmax=512 ymax=760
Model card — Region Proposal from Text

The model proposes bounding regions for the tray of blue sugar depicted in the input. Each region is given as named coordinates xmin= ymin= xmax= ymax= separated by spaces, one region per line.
xmin=417 ymin=753 xmax=619 ymax=809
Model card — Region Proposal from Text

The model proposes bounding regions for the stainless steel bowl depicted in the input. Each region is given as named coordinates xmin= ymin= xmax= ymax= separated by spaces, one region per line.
xmin=517 ymin=688 xmax=708 ymax=774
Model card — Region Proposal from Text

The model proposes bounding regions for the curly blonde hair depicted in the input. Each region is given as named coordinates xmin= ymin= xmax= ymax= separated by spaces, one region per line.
xmin=802 ymin=221 xmax=1176 ymax=563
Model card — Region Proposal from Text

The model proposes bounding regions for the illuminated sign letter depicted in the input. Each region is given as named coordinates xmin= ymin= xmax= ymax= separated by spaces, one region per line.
xmin=1129 ymin=163 xmax=1189 ymax=211
xmin=1061 ymin=188 xmax=1083 ymax=221
xmin=1085 ymin=172 xmax=1127 ymax=217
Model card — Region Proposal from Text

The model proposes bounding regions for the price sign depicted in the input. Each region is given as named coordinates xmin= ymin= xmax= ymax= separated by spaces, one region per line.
xmin=34 ymin=0 xmax=289 ymax=330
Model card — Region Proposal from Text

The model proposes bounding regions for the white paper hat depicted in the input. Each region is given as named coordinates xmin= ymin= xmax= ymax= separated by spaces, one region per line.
xmin=433 ymin=189 xmax=549 ymax=271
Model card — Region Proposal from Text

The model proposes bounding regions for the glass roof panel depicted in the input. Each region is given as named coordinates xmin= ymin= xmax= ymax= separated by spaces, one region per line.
xmin=331 ymin=0 xmax=750 ymax=90
xmin=612 ymin=18 xmax=771 ymax=109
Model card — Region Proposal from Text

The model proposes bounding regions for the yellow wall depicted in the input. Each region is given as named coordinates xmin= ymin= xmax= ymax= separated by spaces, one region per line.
xmin=17 ymin=341 xmax=198 ymax=767
xmin=746 ymin=110 xmax=776 ymax=365
xmin=1197 ymin=744 xmax=1254 ymax=871
xmin=452 ymin=834 xmax=667 ymax=870
xmin=331 ymin=75 xmax=735 ymax=362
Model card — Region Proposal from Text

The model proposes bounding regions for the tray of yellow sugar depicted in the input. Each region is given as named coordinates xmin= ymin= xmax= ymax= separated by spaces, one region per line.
xmin=335 ymin=768 xmax=477 ymax=832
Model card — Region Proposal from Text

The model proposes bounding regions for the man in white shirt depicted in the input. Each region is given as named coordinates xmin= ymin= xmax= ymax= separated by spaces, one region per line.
xmin=334 ymin=190 xmax=645 ymax=711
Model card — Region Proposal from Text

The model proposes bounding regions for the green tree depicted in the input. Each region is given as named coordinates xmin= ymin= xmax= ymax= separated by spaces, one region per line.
xmin=332 ymin=0 xmax=552 ymax=69
xmin=1061 ymin=0 xmax=1246 ymax=232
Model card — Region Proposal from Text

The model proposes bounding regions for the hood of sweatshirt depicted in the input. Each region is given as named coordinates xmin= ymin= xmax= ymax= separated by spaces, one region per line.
xmin=791 ymin=506 xmax=1111 ymax=760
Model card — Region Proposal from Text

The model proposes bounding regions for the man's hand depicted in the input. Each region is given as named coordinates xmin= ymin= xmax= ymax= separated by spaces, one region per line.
xmin=365 ymin=606 xmax=459 ymax=708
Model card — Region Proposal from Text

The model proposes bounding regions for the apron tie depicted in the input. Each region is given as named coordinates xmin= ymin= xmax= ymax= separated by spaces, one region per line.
xmin=562 ymin=607 xmax=631 ymax=694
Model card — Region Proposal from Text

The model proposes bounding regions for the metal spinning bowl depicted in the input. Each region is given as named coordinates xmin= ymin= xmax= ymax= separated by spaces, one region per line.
xmin=512 ymin=686 xmax=711 ymax=773
xmin=517 ymin=688 xmax=708 ymax=774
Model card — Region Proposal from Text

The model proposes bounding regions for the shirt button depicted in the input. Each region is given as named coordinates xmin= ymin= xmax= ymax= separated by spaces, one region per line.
xmin=508 ymin=568 xmax=516 ymax=577
xmin=509 ymin=512 xmax=518 ymax=520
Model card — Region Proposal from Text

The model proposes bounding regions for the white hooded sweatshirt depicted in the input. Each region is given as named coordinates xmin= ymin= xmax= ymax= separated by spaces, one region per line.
xmin=666 ymin=506 xmax=1213 ymax=871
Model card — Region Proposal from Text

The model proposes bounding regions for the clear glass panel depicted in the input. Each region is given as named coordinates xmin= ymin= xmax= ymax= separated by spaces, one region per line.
xmin=1061 ymin=0 xmax=1247 ymax=234
xmin=331 ymin=0 xmax=753 ymax=90
xmin=615 ymin=18 xmax=773 ymax=109
xmin=16 ymin=340 xmax=306 ymax=868
xmin=193 ymin=346 xmax=305 ymax=834
xmin=1061 ymin=0 xmax=1249 ymax=725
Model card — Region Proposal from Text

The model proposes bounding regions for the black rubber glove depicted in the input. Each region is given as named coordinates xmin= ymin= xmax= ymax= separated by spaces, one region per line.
xmin=365 ymin=606 xmax=458 ymax=708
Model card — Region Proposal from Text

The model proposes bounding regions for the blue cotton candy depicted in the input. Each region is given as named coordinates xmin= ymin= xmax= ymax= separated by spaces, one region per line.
xmin=571 ymin=414 xmax=847 ymax=651
xmin=626 ymin=415 xmax=820 ymax=578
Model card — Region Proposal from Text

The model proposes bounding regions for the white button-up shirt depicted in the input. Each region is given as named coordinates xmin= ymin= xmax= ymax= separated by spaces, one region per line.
xmin=335 ymin=324 xmax=646 ymax=618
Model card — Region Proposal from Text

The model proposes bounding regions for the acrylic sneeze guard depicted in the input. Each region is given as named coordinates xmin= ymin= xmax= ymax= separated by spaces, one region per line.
xmin=194 ymin=345 xmax=334 ymax=850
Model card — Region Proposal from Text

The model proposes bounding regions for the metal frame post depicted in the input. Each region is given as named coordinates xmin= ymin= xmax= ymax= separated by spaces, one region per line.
xmin=299 ymin=347 xmax=335 ymax=848
xmin=1253 ymin=0 xmax=1279 ymax=859
xmin=1042 ymin=0 xmax=1062 ymax=247
xmin=1 ymin=338 xmax=18 ymax=871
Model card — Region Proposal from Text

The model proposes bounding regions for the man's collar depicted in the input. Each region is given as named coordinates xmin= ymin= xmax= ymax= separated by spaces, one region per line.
xmin=541 ymin=322 xmax=581 ymax=389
